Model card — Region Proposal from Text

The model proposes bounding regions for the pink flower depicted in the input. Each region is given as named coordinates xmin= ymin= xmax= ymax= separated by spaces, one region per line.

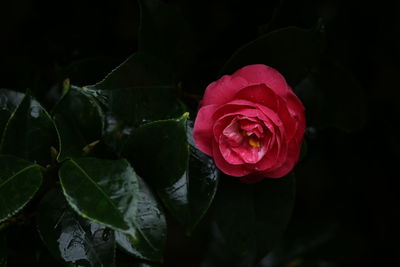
xmin=193 ymin=64 xmax=305 ymax=183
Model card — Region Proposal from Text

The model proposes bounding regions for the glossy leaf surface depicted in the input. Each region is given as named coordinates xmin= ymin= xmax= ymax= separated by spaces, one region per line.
xmin=86 ymin=0 xmax=189 ymax=153
xmin=0 ymin=89 xmax=24 ymax=138
xmin=123 ymin=116 xmax=219 ymax=233
xmin=182 ymin=121 xmax=219 ymax=233
xmin=214 ymin=174 xmax=295 ymax=266
xmin=59 ymin=158 xmax=139 ymax=236
xmin=88 ymin=54 xmax=185 ymax=155
xmin=0 ymin=93 xmax=58 ymax=165
xmin=123 ymin=115 xmax=188 ymax=188
xmin=221 ymin=27 xmax=323 ymax=86
xmin=0 ymin=155 xmax=42 ymax=223
xmin=116 ymin=176 xmax=166 ymax=262
xmin=53 ymin=85 xmax=104 ymax=161
xmin=37 ymin=189 xmax=116 ymax=267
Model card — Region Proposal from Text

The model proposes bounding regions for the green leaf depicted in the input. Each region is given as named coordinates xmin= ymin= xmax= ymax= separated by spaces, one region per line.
xmin=87 ymin=53 xmax=185 ymax=155
xmin=0 ymin=231 xmax=6 ymax=267
xmin=87 ymin=0 xmax=192 ymax=90
xmin=56 ymin=56 xmax=123 ymax=87
xmin=85 ymin=0 xmax=191 ymax=153
xmin=0 ymin=155 xmax=43 ymax=223
xmin=59 ymin=158 xmax=139 ymax=237
xmin=221 ymin=27 xmax=324 ymax=86
xmin=123 ymin=115 xmax=188 ymax=188
xmin=213 ymin=174 xmax=295 ymax=266
xmin=115 ymin=176 xmax=166 ymax=262
xmin=183 ymin=121 xmax=220 ymax=233
xmin=0 ymin=93 xmax=58 ymax=165
xmin=37 ymin=189 xmax=116 ymax=267
xmin=295 ymin=60 xmax=366 ymax=132
xmin=94 ymin=75 xmax=184 ymax=127
xmin=123 ymin=115 xmax=219 ymax=233
xmin=90 ymin=52 xmax=175 ymax=91
xmin=0 ymin=89 xmax=25 ymax=138
xmin=53 ymin=85 xmax=104 ymax=161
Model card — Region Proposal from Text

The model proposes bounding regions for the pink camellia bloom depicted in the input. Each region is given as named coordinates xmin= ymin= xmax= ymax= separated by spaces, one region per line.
xmin=193 ymin=64 xmax=305 ymax=183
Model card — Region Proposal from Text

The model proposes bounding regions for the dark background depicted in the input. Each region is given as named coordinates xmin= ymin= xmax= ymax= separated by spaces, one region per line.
xmin=1 ymin=0 xmax=399 ymax=266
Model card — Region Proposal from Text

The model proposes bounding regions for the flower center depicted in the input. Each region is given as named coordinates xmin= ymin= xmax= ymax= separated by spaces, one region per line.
xmin=248 ymin=135 xmax=260 ymax=148
xmin=240 ymin=129 xmax=261 ymax=148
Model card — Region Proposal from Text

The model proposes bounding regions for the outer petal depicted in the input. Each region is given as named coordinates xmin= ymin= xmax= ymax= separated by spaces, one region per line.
xmin=252 ymin=139 xmax=279 ymax=171
xmin=201 ymin=64 xmax=291 ymax=107
xmin=201 ymin=74 xmax=248 ymax=106
xmin=286 ymin=89 xmax=306 ymax=142
xmin=276 ymin=97 xmax=297 ymax=141
xmin=233 ymin=84 xmax=279 ymax=110
xmin=232 ymin=64 xmax=290 ymax=97
xmin=193 ymin=104 xmax=219 ymax=156
xmin=261 ymin=139 xmax=300 ymax=178
xmin=287 ymin=89 xmax=305 ymax=114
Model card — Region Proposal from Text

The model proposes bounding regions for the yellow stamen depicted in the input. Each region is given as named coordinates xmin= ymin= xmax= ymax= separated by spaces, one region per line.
xmin=248 ymin=136 xmax=260 ymax=148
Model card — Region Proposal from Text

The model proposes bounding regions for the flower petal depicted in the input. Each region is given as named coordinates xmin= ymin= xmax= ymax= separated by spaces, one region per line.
xmin=222 ymin=118 xmax=244 ymax=146
xmin=233 ymin=83 xmax=279 ymax=110
xmin=195 ymin=64 xmax=306 ymax=182
xmin=276 ymin=97 xmax=297 ymax=141
xmin=201 ymin=75 xmax=248 ymax=106
xmin=231 ymin=140 xmax=267 ymax=164
xmin=239 ymin=118 xmax=264 ymax=138
xmin=193 ymin=104 xmax=219 ymax=156
xmin=261 ymin=139 xmax=300 ymax=178
xmin=212 ymin=141 xmax=251 ymax=177
xmin=219 ymin=135 xmax=245 ymax=165
xmin=232 ymin=64 xmax=290 ymax=97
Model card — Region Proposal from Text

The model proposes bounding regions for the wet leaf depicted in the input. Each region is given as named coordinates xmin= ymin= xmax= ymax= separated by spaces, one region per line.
xmin=37 ymin=189 xmax=116 ymax=267
xmin=53 ymin=85 xmax=104 ymax=161
xmin=123 ymin=116 xmax=219 ymax=233
xmin=116 ymin=176 xmax=166 ymax=262
xmin=0 ymin=93 xmax=58 ymax=165
xmin=86 ymin=0 xmax=189 ymax=154
xmin=0 ymin=155 xmax=42 ymax=223
xmin=88 ymin=53 xmax=185 ymax=156
xmin=172 ymin=121 xmax=219 ymax=233
xmin=59 ymin=158 xmax=139 ymax=237
xmin=123 ymin=115 xmax=188 ymax=188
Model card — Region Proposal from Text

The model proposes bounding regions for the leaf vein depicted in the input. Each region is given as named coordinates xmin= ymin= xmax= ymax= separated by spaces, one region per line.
xmin=0 ymin=164 xmax=38 ymax=189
